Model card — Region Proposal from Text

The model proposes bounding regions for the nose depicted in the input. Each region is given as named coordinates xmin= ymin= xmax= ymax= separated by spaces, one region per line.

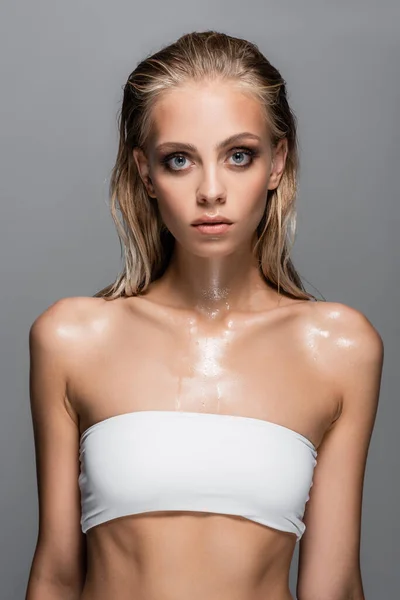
xmin=196 ymin=163 xmax=227 ymax=206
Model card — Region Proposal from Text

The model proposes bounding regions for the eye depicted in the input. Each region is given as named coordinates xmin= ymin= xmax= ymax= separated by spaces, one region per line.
xmin=228 ymin=148 xmax=256 ymax=167
xmin=160 ymin=146 xmax=259 ymax=173
xmin=161 ymin=154 xmax=191 ymax=172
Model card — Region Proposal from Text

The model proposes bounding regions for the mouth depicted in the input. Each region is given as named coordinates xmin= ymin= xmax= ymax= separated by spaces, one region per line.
xmin=191 ymin=222 xmax=233 ymax=235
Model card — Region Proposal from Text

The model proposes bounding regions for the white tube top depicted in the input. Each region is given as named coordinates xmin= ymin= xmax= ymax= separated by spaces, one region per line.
xmin=78 ymin=410 xmax=318 ymax=541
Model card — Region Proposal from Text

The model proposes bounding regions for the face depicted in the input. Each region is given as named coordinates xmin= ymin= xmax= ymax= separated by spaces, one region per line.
xmin=133 ymin=80 xmax=288 ymax=257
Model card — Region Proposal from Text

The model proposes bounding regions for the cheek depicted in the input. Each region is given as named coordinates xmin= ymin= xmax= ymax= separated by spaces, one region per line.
xmin=151 ymin=169 xmax=214 ymax=240
xmin=154 ymin=189 xmax=191 ymax=237
xmin=236 ymin=174 xmax=270 ymax=223
xmin=238 ymin=199 xmax=268 ymax=242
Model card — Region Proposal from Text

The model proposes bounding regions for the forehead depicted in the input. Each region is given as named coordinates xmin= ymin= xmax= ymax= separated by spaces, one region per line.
xmin=148 ymin=81 xmax=269 ymax=147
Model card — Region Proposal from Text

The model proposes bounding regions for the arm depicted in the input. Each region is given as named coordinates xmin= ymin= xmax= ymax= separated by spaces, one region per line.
xmin=296 ymin=304 xmax=384 ymax=600
xmin=26 ymin=300 xmax=86 ymax=600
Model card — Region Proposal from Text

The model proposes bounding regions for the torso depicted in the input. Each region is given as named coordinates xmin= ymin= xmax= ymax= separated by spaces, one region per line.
xmin=64 ymin=292 xmax=341 ymax=600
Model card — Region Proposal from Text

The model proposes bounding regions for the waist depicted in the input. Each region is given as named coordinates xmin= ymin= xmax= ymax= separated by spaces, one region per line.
xmin=81 ymin=510 xmax=296 ymax=600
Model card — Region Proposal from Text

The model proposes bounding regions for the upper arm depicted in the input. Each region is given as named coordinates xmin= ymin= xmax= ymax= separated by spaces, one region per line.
xmin=27 ymin=299 xmax=86 ymax=594
xmin=297 ymin=304 xmax=384 ymax=600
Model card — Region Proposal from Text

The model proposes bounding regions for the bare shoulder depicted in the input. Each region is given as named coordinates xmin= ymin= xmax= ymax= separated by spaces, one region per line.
xmin=29 ymin=295 xmax=119 ymax=349
xmin=295 ymin=299 xmax=383 ymax=376
xmin=30 ymin=295 xmax=111 ymax=339
xmin=29 ymin=296 xmax=117 ymax=416
xmin=306 ymin=300 xmax=384 ymax=380
xmin=311 ymin=299 xmax=383 ymax=342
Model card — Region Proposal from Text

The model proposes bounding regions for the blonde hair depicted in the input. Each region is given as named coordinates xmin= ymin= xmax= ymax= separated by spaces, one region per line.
xmin=94 ymin=30 xmax=319 ymax=301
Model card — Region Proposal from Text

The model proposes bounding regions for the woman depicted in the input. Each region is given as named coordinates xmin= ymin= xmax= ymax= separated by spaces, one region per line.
xmin=26 ymin=30 xmax=383 ymax=600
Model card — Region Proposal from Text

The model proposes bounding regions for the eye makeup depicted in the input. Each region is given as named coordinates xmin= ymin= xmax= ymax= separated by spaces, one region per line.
xmin=159 ymin=146 xmax=261 ymax=173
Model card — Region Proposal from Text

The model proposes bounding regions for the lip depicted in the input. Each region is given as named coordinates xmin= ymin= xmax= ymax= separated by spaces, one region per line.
xmin=192 ymin=222 xmax=233 ymax=235
xmin=191 ymin=214 xmax=233 ymax=225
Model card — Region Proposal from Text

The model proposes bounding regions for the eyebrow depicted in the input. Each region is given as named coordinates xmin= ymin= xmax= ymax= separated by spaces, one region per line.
xmin=154 ymin=132 xmax=262 ymax=154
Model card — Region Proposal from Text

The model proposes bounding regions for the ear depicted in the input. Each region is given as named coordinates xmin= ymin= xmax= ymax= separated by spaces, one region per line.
xmin=267 ymin=138 xmax=288 ymax=190
xmin=132 ymin=147 xmax=157 ymax=198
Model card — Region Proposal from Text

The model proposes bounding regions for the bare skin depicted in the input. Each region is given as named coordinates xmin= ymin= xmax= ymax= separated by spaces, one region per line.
xmin=26 ymin=81 xmax=383 ymax=600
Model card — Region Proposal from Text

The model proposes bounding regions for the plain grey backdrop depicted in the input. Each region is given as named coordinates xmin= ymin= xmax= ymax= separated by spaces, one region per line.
xmin=1 ymin=0 xmax=398 ymax=598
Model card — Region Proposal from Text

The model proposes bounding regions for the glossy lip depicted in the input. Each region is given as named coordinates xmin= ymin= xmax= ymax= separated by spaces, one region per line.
xmin=192 ymin=223 xmax=232 ymax=235
xmin=191 ymin=214 xmax=233 ymax=225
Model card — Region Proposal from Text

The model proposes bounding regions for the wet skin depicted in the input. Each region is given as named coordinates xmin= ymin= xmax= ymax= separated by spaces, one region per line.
xmin=26 ymin=79 xmax=379 ymax=600
xmin=68 ymin=291 xmax=340 ymax=600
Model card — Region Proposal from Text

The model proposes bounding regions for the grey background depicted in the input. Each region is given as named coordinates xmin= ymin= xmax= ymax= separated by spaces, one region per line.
xmin=1 ymin=0 xmax=398 ymax=598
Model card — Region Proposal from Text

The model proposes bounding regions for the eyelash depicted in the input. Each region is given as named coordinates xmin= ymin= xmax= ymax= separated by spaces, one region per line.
xmin=160 ymin=147 xmax=259 ymax=173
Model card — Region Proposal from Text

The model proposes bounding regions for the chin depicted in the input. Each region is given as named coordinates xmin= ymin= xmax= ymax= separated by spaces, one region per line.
xmin=188 ymin=240 xmax=241 ymax=259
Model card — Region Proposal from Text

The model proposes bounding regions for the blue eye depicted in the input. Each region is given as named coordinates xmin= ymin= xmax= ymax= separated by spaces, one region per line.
xmin=160 ymin=147 xmax=258 ymax=173
xmin=229 ymin=150 xmax=254 ymax=166
xmin=169 ymin=155 xmax=189 ymax=170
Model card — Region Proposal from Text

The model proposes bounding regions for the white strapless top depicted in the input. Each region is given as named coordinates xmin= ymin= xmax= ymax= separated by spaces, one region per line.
xmin=78 ymin=410 xmax=318 ymax=541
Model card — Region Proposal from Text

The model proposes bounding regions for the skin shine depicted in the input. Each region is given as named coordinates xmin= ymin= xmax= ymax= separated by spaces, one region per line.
xmin=26 ymin=80 xmax=383 ymax=600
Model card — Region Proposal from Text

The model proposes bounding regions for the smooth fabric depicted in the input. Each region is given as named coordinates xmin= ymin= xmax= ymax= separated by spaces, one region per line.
xmin=79 ymin=410 xmax=318 ymax=541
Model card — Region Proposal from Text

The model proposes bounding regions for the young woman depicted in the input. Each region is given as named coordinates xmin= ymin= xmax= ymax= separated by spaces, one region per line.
xmin=26 ymin=30 xmax=384 ymax=600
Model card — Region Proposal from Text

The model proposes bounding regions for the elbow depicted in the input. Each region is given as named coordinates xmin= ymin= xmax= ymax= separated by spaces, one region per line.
xmin=297 ymin=584 xmax=365 ymax=600
xmin=26 ymin=546 xmax=85 ymax=600
xmin=26 ymin=573 xmax=83 ymax=600
xmin=296 ymin=592 xmax=365 ymax=600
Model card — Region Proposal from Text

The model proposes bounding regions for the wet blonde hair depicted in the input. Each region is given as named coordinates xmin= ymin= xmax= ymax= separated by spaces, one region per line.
xmin=94 ymin=30 xmax=318 ymax=301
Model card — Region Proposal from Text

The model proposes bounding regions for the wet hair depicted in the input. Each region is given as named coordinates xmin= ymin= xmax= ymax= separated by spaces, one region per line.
xmin=94 ymin=30 xmax=318 ymax=301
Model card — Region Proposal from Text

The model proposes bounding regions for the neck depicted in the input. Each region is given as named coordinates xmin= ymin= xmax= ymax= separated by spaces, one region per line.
xmin=151 ymin=241 xmax=279 ymax=320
